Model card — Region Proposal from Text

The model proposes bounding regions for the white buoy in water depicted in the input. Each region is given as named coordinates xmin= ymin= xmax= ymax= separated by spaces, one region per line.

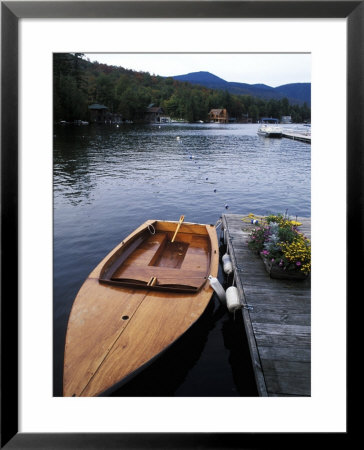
xmin=222 ymin=253 xmax=233 ymax=275
xmin=226 ymin=286 xmax=241 ymax=313
xmin=176 ymin=136 xmax=180 ymax=140
xmin=208 ymin=275 xmax=226 ymax=304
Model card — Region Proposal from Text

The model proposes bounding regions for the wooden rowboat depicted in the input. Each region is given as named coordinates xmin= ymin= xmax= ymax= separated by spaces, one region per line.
xmin=63 ymin=218 xmax=219 ymax=397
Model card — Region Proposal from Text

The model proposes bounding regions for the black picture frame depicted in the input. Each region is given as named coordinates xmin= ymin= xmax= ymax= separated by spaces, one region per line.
xmin=1 ymin=1 xmax=359 ymax=448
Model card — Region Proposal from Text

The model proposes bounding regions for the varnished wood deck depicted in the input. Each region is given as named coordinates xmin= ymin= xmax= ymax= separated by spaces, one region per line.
xmin=222 ymin=214 xmax=311 ymax=397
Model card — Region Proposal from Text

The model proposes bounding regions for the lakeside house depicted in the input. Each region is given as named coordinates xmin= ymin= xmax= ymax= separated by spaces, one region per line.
xmin=88 ymin=104 xmax=124 ymax=124
xmin=88 ymin=104 xmax=109 ymax=123
xmin=239 ymin=113 xmax=253 ymax=124
xmin=281 ymin=115 xmax=292 ymax=124
xmin=145 ymin=105 xmax=166 ymax=123
xmin=208 ymin=108 xmax=229 ymax=124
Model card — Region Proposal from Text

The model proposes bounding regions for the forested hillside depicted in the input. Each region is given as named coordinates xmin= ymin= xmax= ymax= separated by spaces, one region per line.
xmin=53 ymin=53 xmax=311 ymax=123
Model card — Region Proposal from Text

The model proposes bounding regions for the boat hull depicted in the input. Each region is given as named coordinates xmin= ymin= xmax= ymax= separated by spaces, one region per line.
xmin=257 ymin=131 xmax=282 ymax=138
xmin=63 ymin=220 xmax=219 ymax=397
xmin=257 ymin=124 xmax=282 ymax=138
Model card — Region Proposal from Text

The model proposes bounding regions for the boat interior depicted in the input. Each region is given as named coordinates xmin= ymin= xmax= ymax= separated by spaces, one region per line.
xmin=99 ymin=221 xmax=212 ymax=293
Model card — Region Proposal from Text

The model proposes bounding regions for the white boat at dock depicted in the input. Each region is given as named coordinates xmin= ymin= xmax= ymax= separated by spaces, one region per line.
xmin=257 ymin=123 xmax=283 ymax=138
xmin=257 ymin=117 xmax=282 ymax=138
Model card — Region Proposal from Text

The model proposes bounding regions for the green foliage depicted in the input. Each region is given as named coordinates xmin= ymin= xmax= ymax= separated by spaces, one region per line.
xmin=247 ymin=214 xmax=311 ymax=274
xmin=247 ymin=225 xmax=269 ymax=253
xmin=53 ymin=53 xmax=311 ymax=123
xmin=54 ymin=53 xmax=88 ymax=121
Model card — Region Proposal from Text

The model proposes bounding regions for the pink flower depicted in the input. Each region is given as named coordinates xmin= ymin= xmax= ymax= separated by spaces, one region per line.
xmin=296 ymin=261 xmax=302 ymax=266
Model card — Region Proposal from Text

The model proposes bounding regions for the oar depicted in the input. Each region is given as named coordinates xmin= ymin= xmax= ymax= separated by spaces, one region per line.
xmin=171 ymin=215 xmax=185 ymax=242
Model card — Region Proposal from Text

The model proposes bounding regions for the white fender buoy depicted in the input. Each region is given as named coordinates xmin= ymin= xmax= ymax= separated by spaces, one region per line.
xmin=226 ymin=286 xmax=241 ymax=313
xmin=222 ymin=253 xmax=233 ymax=275
xmin=208 ymin=275 xmax=226 ymax=304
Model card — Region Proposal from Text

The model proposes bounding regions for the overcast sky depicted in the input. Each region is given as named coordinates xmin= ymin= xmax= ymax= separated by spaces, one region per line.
xmin=83 ymin=53 xmax=311 ymax=87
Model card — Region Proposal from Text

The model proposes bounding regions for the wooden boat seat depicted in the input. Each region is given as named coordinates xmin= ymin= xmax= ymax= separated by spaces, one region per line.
xmin=101 ymin=231 xmax=210 ymax=292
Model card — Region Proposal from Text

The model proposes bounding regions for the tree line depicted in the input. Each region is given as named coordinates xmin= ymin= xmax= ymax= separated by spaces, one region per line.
xmin=54 ymin=53 xmax=311 ymax=123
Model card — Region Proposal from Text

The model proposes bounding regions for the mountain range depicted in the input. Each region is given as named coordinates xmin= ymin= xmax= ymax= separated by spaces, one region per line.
xmin=171 ymin=71 xmax=311 ymax=106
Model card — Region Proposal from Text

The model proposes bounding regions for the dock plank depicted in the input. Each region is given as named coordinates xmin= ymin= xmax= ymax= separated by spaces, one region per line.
xmin=222 ymin=213 xmax=311 ymax=397
xmin=250 ymin=311 xmax=310 ymax=326
xmin=259 ymin=345 xmax=311 ymax=362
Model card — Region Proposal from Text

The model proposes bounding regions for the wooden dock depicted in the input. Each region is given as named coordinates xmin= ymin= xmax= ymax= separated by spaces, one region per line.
xmin=282 ymin=130 xmax=311 ymax=143
xmin=221 ymin=214 xmax=311 ymax=397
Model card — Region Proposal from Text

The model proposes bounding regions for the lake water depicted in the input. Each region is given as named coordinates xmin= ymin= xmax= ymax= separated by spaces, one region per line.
xmin=53 ymin=123 xmax=310 ymax=397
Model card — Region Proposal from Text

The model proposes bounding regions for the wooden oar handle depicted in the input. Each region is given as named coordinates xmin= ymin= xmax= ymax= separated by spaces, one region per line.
xmin=171 ymin=215 xmax=185 ymax=242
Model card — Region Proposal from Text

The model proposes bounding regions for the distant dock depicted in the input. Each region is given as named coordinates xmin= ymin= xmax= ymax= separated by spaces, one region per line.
xmin=222 ymin=214 xmax=311 ymax=396
xmin=282 ymin=129 xmax=311 ymax=143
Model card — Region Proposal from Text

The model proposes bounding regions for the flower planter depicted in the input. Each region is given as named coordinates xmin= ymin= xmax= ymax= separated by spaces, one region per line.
xmin=247 ymin=214 xmax=311 ymax=280
xmin=261 ymin=255 xmax=308 ymax=280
